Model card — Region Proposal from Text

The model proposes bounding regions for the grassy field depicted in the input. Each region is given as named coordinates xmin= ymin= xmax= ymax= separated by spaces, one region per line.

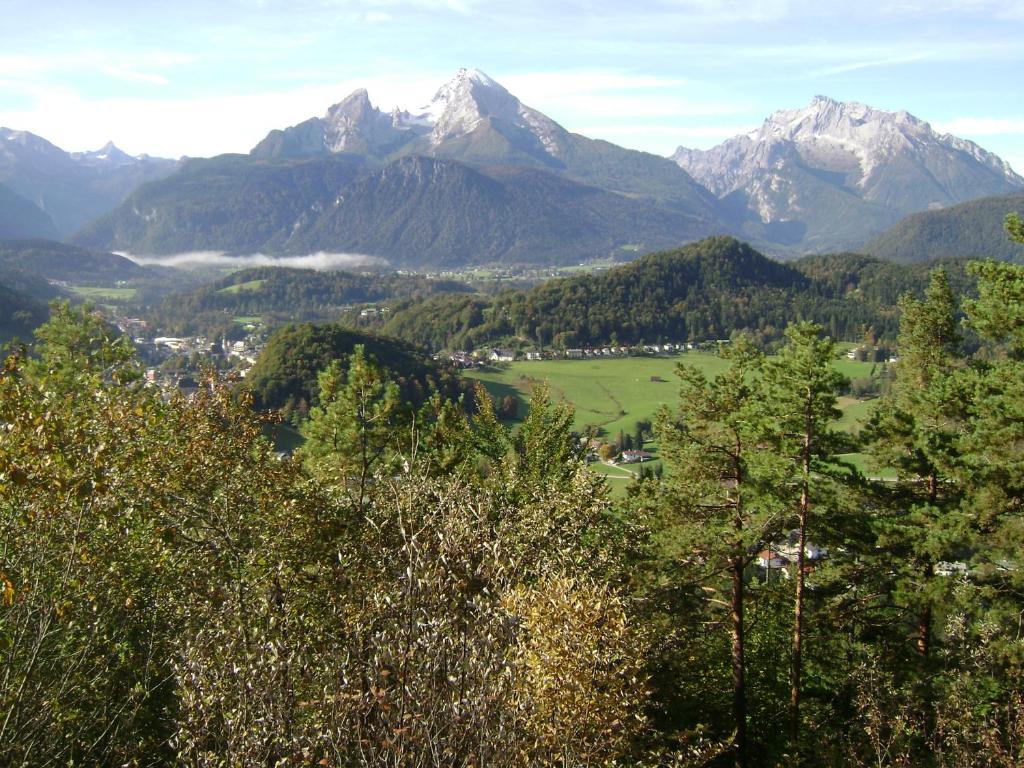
xmin=465 ymin=354 xmax=728 ymax=438
xmin=834 ymin=395 xmax=877 ymax=434
xmin=836 ymin=452 xmax=898 ymax=481
xmin=464 ymin=353 xmax=878 ymax=439
xmin=69 ymin=285 xmax=138 ymax=302
xmin=465 ymin=353 xmax=881 ymax=494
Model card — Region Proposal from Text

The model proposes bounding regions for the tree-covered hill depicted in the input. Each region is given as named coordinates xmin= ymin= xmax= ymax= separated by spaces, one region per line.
xmin=0 ymin=239 xmax=146 ymax=285
xmin=378 ymin=237 xmax=972 ymax=351
xmin=149 ymin=266 xmax=472 ymax=337
xmin=0 ymin=266 xmax=63 ymax=303
xmin=380 ymin=293 xmax=495 ymax=352
xmin=861 ymin=191 xmax=1024 ymax=263
xmin=242 ymin=322 xmax=468 ymax=412
xmin=791 ymin=252 xmax=979 ymax=307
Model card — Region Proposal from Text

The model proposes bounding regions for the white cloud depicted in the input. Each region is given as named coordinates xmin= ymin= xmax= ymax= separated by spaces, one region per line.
xmin=811 ymin=52 xmax=933 ymax=77
xmin=878 ymin=0 xmax=1024 ymax=19
xmin=501 ymin=71 xmax=688 ymax=94
xmin=120 ymin=250 xmax=388 ymax=270
xmin=0 ymin=50 xmax=196 ymax=77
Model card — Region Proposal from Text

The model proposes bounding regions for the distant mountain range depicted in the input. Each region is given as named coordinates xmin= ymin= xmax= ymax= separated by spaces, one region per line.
xmin=6 ymin=70 xmax=1024 ymax=267
xmin=673 ymin=96 xmax=1023 ymax=254
xmin=0 ymin=128 xmax=179 ymax=237
xmin=76 ymin=69 xmax=726 ymax=265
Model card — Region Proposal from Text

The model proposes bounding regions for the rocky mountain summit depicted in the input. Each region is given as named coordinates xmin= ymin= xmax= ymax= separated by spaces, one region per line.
xmin=251 ymin=68 xmax=569 ymax=164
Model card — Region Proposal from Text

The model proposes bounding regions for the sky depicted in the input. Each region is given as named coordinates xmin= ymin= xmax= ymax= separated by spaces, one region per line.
xmin=1 ymin=0 xmax=1022 ymax=172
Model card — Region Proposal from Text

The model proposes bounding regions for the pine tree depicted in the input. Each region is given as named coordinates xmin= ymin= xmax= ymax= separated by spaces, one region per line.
xmin=657 ymin=336 xmax=786 ymax=768
xmin=298 ymin=345 xmax=405 ymax=506
xmin=762 ymin=321 xmax=847 ymax=749
xmin=866 ymin=270 xmax=967 ymax=659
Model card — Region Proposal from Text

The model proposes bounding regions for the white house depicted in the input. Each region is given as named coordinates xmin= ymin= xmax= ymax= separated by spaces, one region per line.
xmin=489 ymin=348 xmax=516 ymax=362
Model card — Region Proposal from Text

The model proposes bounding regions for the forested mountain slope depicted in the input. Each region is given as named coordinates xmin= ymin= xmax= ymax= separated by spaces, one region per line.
xmin=862 ymin=191 xmax=1024 ymax=263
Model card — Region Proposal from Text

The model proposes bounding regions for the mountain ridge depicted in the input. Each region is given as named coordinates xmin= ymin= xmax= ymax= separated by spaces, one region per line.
xmin=251 ymin=68 xmax=720 ymax=215
xmin=0 ymin=127 xmax=180 ymax=236
xmin=673 ymin=95 xmax=1023 ymax=254
xmin=53 ymin=73 xmax=1024 ymax=266
xmin=74 ymin=153 xmax=719 ymax=267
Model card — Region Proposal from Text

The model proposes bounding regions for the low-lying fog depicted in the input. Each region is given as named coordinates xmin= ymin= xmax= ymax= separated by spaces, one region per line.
xmin=118 ymin=251 xmax=389 ymax=270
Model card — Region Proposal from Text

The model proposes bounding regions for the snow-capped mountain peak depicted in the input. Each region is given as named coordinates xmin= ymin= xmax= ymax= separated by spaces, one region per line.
xmin=676 ymin=96 xmax=1023 ymax=202
xmin=252 ymin=68 xmax=570 ymax=162
xmin=74 ymin=141 xmax=137 ymax=167
xmin=387 ymin=67 xmax=521 ymax=145
xmin=426 ymin=67 xmax=514 ymax=143
xmin=672 ymin=96 xmax=1023 ymax=252
xmin=414 ymin=67 xmax=566 ymax=157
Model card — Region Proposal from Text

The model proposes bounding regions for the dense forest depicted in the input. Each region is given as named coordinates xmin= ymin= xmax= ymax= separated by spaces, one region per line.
xmin=2 ymin=218 xmax=1023 ymax=766
xmin=863 ymin=192 xmax=1024 ymax=263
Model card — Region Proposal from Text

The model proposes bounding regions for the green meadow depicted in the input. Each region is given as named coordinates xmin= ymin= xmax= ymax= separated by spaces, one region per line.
xmin=465 ymin=353 xmax=882 ymax=493
xmin=465 ymin=354 xmax=727 ymax=438
xmin=464 ymin=353 xmax=878 ymax=439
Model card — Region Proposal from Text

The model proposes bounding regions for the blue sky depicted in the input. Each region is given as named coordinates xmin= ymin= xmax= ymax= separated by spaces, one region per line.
xmin=1 ymin=0 xmax=1022 ymax=171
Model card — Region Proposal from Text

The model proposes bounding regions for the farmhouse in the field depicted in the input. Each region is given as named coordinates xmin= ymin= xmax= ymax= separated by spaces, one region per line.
xmin=620 ymin=449 xmax=653 ymax=464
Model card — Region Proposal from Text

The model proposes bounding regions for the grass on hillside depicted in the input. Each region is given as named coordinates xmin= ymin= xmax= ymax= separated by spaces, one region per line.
xmin=834 ymin=395 xmax=877 ymax=433
xmin=68 ymin=286 xmax=137 ymax=302
xmin=219 ymin=279 xmax=267 ymax=294
xmin=836 ymin=452 xmax=898 ymax=481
